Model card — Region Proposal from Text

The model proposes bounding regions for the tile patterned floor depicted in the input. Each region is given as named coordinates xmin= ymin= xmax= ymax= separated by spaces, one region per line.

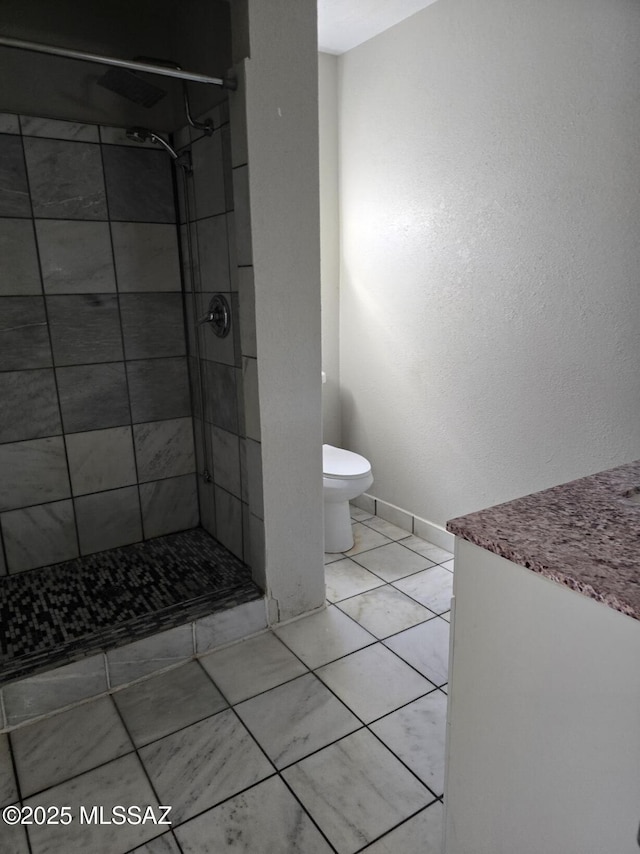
xmin=0 ymin=506 xmax=453 ymax=854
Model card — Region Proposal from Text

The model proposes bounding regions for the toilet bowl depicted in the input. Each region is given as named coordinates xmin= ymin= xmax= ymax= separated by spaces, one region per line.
xmin=323 ymin=444 xmax=373 ymax=553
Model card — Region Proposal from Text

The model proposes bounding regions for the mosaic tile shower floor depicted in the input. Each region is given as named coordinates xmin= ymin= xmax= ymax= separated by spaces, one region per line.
xmin=0 ymin=528 xmax=261 ymax=684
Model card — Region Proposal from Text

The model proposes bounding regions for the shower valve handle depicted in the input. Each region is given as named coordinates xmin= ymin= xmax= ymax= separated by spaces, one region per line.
xmin=198 ymin=294 xmax=231 ymax=338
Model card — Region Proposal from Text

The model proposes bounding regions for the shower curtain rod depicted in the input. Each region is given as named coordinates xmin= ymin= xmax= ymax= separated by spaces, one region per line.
xmin=0 ymin=34 xmax=226 ymax=86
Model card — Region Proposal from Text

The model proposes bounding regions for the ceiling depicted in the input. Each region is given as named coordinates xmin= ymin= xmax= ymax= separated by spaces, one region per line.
xmin=317 ymin=0 xmax=439 ymax=54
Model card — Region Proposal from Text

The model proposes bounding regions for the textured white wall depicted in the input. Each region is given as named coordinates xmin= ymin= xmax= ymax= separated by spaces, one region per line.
xmin=243 ymin=0 xmax=325 ymax=621
xmin=319 ymin=52 xmax=342 ymax=446
xmin=338 ymin=0 xmax=640 ymax=527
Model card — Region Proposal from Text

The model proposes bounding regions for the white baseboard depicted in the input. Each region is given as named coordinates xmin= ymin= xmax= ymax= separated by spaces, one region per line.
xmin=352 ymin=493 xmax=455 ymax=552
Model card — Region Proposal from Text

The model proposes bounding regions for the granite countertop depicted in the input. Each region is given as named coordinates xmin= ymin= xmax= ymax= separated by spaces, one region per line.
xmin=447 ymin=460 xmax=640 ymax=620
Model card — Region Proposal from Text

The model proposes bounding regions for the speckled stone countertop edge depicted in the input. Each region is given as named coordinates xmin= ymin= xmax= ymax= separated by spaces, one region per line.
xmin=446 ymin=460 xmax=640 ymax=622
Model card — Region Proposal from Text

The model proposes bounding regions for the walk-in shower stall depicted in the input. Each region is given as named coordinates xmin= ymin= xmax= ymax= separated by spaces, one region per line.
xmin=0 ymin=0 xmax=265 ymax=691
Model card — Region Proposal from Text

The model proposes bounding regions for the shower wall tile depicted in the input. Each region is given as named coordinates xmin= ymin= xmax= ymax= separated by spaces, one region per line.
xmin=47 ymin=293 xmax=123 ymax=365
xmin=0 ymin=296 xmax=52 ymax=369
xmin=20 ymin=116 xmax=99 ymax=142
xmin=214 ymin=486 xmax=243 ymax=560
xmin=238 ymin=266 xmax=256 ymax=357
xmin=0 ymin=369 xmax=61 ymax=444
xmin=35 ymin=219 xmax=116 ymax=293
xmin=0 ymin=218 xmax=41 ymax=294
xmin=196 ymin=215 xmax=230 ymax=291
xmin=75 ymin=486 xmax=142 ymax=555
xmin=232 ymin=165 xmax=252 ymax=266
xmin=229 ymin=62 xmax=248 ymax=168
xmin=56 ymin=362 xmax=130 ymax=433
xmin=0 ymin=134 xmax=30 ymax=216
xmin=210 ymin=425 xmax=241 ymax=498
xmin=249 ymin=513 xmax=266 ymax=590
xmin=226 ymin=213 xmax=239 ymax=290
xmin=199 ymin=292 xmax=237 ymax=367
xmin=243 ymin=357 xmax=261 ymax=441
xmin=23 ymin=138 xmax=107 ymax=220
xmin=140 ymin=473 xmax=199 ymax=539
xmin=245 ymin=438 xmax=264 ymax=519
xmin=65 ymin=426 xmax=137 ymax=496
xmin=111 ymin=222 xmax=181 ymax=292
xmin=221 ymin=125 xmax=234 ymax=213
xmin=102 ymin=146 xmax=175 ymax=223
xmin=127 ymin=357 xmax=191 ymax=423
xmin=203 ymin=360 xmax=238 ymax=434
xmin=133 ymin=418 xmax=195 ymax=483
xmin=107 ymin=625 xmax=194 ymax=687
xmin=191 ymin=131 xmax=226 ymax=220
xmin=1 ymin=499 xmax=78 ymax=574
xmin=0 ymin=545 xmax=5 ymax=576
xmin=0 ymin=113 xmax=19 ymax=134
xmin=0 ymin=436 xmax=70 ymax=512
xmin=3 ymin=655 xmax=107 ymax=726
xmin=120 ymin=293 xmax=187 ymax=359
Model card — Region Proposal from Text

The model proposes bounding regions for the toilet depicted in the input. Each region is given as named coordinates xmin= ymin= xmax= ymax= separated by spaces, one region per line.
xmin=323 ymin=444 xmax=373 ymax=553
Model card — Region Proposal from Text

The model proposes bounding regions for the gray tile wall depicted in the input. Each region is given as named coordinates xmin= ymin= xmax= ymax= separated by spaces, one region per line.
xmin=177 ymin=102 xmax=263 ymax=573
xmin=0 ymin=114 xmax=197 ymax=575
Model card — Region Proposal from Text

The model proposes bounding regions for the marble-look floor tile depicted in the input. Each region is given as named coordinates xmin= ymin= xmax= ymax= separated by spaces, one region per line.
xmin=3 ymin=655 xmax=107 ymax=727
xmin=0 ymin=112 xmax=19 ymax=133
xmin=342 ymin=523 xmax=392 ymax=557
xmin=401 ymin=535 xmax=453 ymax=565
xmin=129 ymin=833 xmax=181 ymax=854
xmin=351 ymin=541 xmax=436 ymax=582
xmin=349 ymin=503 xmax=374 ymax=522
xmin=113 ymin=661 xmax=227 ymax=747
xmin=0 ymin=436 xmax=70 ymax=513
xmin=361 ymin=802 xmax=443 ymax=854
xmin=282 ymin=728 xmax=431 ymax=854
xmin=11 ymin=696 xmax=132 ymax=797
xmin=0 ymin=218 xmax=41 ymax=294
xmin=315 ymin=643 xmax=434 ymax=724
xmin=336 ymin=586 xmax=433 ymax=639
xmin=235 ymin=673 xmax=361 ymax=769
xmin=199 ymin=631 xmax=307 ymax=704
xmin=35 ymin=220 xmax=115 ymax=294
xmin=393 ymin=566 xmax=454 ymax=615
xmin=0 ymin=733 xmax=18 ymax=806
xmin=370 ymin=691 xmax=447 ymax=796
xmin=324 ymin=557 xmax=386 ymax=603
xmin=24 ymin=753 xmax=163 ymax=854
xmin=441 ymin=558 xmax=454 ymax=572
xmin=383 ymin=617 xmax=450 ymax=686
xmin=324 ymin=551 xmax=344 ymax=565
xmin=139 ymin=709 xmax=274 ymax=823
xmin=175 ymin=775 xmax=333 ymax=854
xmin=441 ymin=610 xmax=451 ymax=622
xmin=2 ymin=810 xmax=30 ymax=854
xmin=274 ymin=605 xmax=375 ymax=670
xmin=361 ymin=516 xmax=411 ymax=541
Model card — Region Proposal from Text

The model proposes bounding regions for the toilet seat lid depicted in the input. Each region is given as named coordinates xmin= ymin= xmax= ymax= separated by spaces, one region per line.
xmin=323 ymin=444 xmax=371 ymax=479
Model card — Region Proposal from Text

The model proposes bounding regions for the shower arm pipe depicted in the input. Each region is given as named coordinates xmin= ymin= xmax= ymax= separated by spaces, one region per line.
xmin=0 ymin=34 xmax=228 ymax=87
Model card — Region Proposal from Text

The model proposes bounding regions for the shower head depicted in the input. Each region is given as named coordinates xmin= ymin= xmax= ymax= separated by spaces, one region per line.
xmin=97 ymin=67 xmax=167 ymax=107
xmin=126 ymin=127 xmax=180 ymax=160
